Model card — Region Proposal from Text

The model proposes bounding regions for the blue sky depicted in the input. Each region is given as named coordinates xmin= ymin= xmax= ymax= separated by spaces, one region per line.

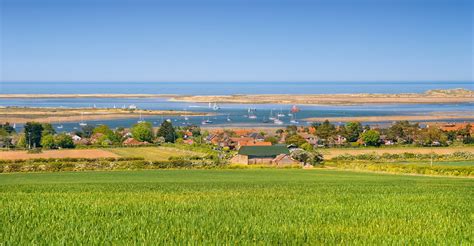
xmin=0 ymin=0 xmax=472 ymax=82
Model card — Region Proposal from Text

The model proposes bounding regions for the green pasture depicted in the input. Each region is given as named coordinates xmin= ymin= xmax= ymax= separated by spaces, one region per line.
xmin=0 ymin=169 xmax=472 ymax=244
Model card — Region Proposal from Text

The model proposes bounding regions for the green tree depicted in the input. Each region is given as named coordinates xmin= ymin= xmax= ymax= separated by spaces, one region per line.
xmin=285 ymin=134 xmax=307 ymax=147
xmin=0 ymin=122 xmax=15 ymax=134
xmin=16 ymin=134 xmax=26 ymax=148
xmin=300 ymin=142 xmax=314 ymax=151
xmin=24 ymin=122 xmax=43 ymax=148
xmin=315 ymin=120 xmax=336 ymax=140
xmin=54 ymin=133 xmax=75 ymax=148
xmin=157 ymin=120 xmax=176 ymax=143
xmin=264 ymin=136 xmax=279 ymax=145
xmin=81 ymin=125 xmax=94 ymax=138
xmin=41 ymin=134 xmax=56 ymax=149
xmin=132 ymin=122 xmax=154 ymax=142
xmin=41 ymin=123 xmax=56 ymax=136
xmin=344 ymin=121 xmax=363 ymax=142
xmin=361 ymin=130 xmax=380 ymax=146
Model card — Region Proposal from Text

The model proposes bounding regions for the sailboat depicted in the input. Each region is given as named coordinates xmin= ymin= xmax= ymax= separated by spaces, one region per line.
xmin=274 ymin=116 xmax=283 ymax=125
xmin=184 ymin=110 xmax=189 ymax=121
xmin=12 ymin=123 xmax=16 ymax=129
xmin=290 ymin=105 xmax=300 ymax=123
xmin=269 ymin=109 xmax=276 ymax=120
xmin=248 ymin=108 xmax=257 ymax=119
xmin=227 ymin=114 xmax=232 ymax=122
xmin=79 ymin=112 xmax=87 ymax=126
xmin=201 ymin=117 xmax=213 ymax=125
xmin=137 ymin=112 xmax=145 ymax=123
xmin=277 ymin=108 xmax=285 ymax=117
xmin=262 ymin=116 xmax=269 ymax=123
xmin=212 ymin=103 xmax=220 ymax=111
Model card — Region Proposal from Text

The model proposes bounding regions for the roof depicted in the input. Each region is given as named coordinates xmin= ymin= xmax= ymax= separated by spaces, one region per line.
xmin=238 ymin=146 xmax=289 ymax=157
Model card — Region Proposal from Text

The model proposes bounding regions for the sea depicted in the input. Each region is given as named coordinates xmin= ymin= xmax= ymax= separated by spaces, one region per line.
xmin=0 ymin=81 xmax=472 ymax=132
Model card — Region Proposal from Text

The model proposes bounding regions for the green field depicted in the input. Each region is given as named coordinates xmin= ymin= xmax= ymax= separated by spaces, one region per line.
xmin=0 ymin=170 xmax=472 ymax=244
xmin=107 ymin=146 xmax=206 ymax=161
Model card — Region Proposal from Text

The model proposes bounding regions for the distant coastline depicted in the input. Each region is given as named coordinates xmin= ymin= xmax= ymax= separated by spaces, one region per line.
xmin=1 ymin=88 xmax=472 ymax=105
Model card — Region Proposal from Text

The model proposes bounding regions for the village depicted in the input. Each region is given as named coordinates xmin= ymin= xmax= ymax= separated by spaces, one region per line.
xmin=1 ymin=119 xmax=473 ymax=166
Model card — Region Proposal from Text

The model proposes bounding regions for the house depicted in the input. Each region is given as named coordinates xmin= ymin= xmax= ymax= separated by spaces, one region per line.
xmin=71 ymin=135 xmax=82 ymax=141
xmin=123 ymin=138 xmax=148 ymax=146
xmin=231 ymin=146 xmax=298 ymax=165
xmin=248 ymin=132 xmax=265 ymax=141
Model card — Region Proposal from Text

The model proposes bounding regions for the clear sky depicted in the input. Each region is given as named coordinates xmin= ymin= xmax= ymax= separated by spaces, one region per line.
xmin=0 ymin=0 xmax=472 ymax=82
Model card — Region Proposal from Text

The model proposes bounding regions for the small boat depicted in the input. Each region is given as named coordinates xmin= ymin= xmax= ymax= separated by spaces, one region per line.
xmin=12 ymin=123 xmax=16 ymax=129
xmin=137 ymin=113 xmax=145 ymax=123
xmin=201 ymin=118 xmax=213 ymax=125
xmin=227 ymin=115 xmax=232 ymax=122
xmin=274 ymin=119 xmax=284 ymax=125
xmin=277 ymin=108 xmax=285 ymax=117
xmin=290 ymin=119 xmax=299 ymax=124
xmin=248 ymin=108 xmax=257 ymax=119
xmin=56 ymin=125 xmax=63 ymax=129
xmin=79 ymin=112 xmax=87 ymax=126
xmin=212 ymin=103 xmax=220 ymax=111
xmin=262 ymin=117 xmax=269 ymax=123
xmin=184 ymin=110 xmax=189 ymax=121
xmin=269 ymin=109 xmax=276 ymax=121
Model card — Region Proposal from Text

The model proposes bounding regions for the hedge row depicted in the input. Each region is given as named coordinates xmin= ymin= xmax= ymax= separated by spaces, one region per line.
xmin=332 ymin=151 xmax=474 ymax=162
xmin=329 ymin=161 xmax=474 ymax=177
xmin=0 ymin=157 xmax=224 ymax=173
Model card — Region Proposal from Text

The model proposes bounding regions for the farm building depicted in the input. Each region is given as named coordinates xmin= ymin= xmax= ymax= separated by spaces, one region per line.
xmin=231 ymin=145 xmax=298 ymax=166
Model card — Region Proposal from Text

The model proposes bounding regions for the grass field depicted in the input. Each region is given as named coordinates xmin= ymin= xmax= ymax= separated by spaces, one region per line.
xmin=0 ymin=169 xmax=472 ymax=244
xmin=322 ymin=146 xmax=474 ymax=159
xmin=107 ymin=147 xmax=206 ymax=161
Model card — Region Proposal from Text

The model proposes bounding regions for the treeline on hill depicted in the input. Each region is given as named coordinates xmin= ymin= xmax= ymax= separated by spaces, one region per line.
xmin=0 ymin=120 xmax=208 ymax=150
xmin=290 ymin=120 xmax=473 ymax=147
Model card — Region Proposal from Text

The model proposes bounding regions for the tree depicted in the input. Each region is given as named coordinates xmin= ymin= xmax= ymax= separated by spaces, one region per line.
xmin=290 ymin=149 xmax=324 ymax=166
xmin=264 ymin=136 xmax=279 ymax=145
xmin=344 ymin=121 xmax=363 ymax=142
xmin=300 ymin=142 xmax=314 ymax=151
xmin=387 ymin=121 xmax=419 ymax=144
xmin=24 ymin=122 xmax=43 ymax=148
xmin=361 ymin=130 xmax=380 ymax=146
xmin=157 ymin=120 xmax=176 ymax=143
xmin=315 ymin=120 xmax=336 ymax=140
xmin=132 ymin=122 xmax=154 ymax=142
xmin=41 ymin=123 xmax=56 ymax=136
xmin=81 ymin=125 xmax=95 ymax=138
xmin=285 ymin=134 xmax=307 ymax=147
xmin=419 ymin=126 xmax=448 ymax=146
xmin=54 ymin=133 xmax=75 ymax=148
xmin=41 ymin=134 xmax=56 ymax=149
xmin=0 ymin=128 xmax=12 ymax=148
xmin=0 ymin=122 xmax=15 ymax=134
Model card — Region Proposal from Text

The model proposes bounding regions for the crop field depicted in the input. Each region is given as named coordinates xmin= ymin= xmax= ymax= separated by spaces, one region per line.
xmin=322 ymin=146 xmax=474 ymax=159
xmin=107 ymin=146 xmax=207 ymax=161
xmin=0 ymin=169 xmax=472 ymax=244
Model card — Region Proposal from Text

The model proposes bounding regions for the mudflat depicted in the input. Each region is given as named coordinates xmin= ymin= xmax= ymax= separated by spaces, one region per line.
xmin=0 ymin=107 xmax=209 ymax=124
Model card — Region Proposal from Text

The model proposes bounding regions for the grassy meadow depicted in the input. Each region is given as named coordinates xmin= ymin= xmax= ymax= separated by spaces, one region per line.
xmin=0 ymin=169 xmax=472 ymax=244
xmin=107 ymin=146 xmax=206 ymax=161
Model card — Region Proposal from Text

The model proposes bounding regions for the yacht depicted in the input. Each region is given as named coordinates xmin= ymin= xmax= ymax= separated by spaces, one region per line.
xmin=79 ymin=112 xmax=87 ymax=126
xmin=269 ymin=109 xmax=276 ymax=120
xmin=277 ymin=108 xmax=285 ymax=117
xmin=137 ymin=112 xmax=145 ymax=123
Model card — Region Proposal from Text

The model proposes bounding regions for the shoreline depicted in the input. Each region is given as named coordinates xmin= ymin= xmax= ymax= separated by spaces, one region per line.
xmin=304 ymin=113 xmax=474 ymax=123
xmin=0 ymin=107 xmax=210 ymax=124
xmin=1 ymin=88 xmax=471 ymax=105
